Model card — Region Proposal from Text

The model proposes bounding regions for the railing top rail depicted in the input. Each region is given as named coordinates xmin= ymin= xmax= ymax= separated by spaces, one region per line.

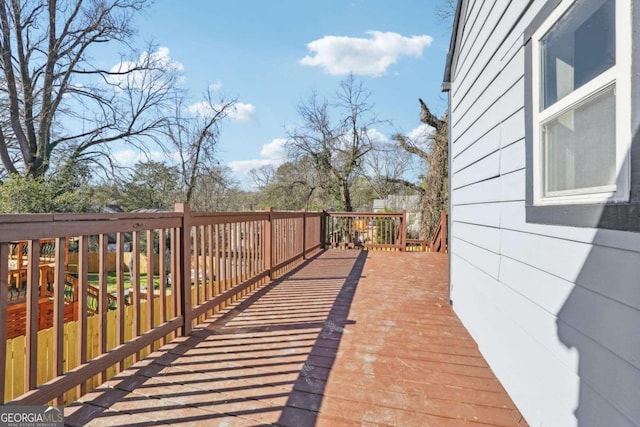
xmin=191 ymin=211 xmax=269 ymax=225
xmin=0 ymin=209 xmax=325 ymax=242
xmin=325 ymin=211 xmax=404 ymax=218
xmin=272 ymin=211 xmax=309 ymax=219
xmin=0 ymin=212 xmax=183 ymax=223
xmin=0 ymin=215 xmax=182 ymax=242
xmin=191 ymin=210 xmax=323 ymax=224
xmin=191 ymin=211 xmax=268 ymax=219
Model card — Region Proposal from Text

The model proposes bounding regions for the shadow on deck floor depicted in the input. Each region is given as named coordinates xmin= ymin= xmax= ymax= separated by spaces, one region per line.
xmin=64 ymin=250 xmax=528 ymax=427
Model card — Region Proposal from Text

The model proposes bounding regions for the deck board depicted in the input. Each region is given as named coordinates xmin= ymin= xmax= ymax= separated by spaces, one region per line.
xmin=64 ymin=250 xmax=528 ymax=426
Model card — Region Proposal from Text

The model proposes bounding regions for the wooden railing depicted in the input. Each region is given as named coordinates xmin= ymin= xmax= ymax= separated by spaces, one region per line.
xmin=324 ymin=211 xmax=448 ymax=253
xmin=429 ymin=211 xmax=448 ymax=253
xmin=324 ymin=212 xmax=407 ymax=251
xmin=1 ymin=205 xmax=323 ymax=405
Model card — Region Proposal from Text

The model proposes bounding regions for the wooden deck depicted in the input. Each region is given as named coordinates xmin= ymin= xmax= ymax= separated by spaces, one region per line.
xmin=64 ymin=250 xmax=528 ymax=426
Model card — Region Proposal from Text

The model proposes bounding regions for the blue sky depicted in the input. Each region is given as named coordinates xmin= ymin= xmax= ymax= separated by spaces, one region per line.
xmin=111 ymin=0 xmax=452 ymax=187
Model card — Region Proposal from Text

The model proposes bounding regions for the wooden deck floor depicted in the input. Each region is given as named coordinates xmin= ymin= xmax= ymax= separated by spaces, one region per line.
xmin=64 ymin=250 xmax=528 ymax=426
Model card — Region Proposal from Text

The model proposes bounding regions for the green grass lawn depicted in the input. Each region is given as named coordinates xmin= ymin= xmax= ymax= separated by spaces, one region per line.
xmin=86 ymin=271 xmax=164 ymax=294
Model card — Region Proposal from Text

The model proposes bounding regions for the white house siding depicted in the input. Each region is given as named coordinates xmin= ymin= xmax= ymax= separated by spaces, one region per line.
xmin=448 ymin=1 xmax=640 ymax=426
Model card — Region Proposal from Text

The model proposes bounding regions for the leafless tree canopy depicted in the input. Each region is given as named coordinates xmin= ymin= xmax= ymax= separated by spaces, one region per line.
xmin=166 ymin=89 xmax=236 ymax=203
xmin=0 ymin=0 xmax=178 ymax=177
xmin=250 ymin=158 xmax=328 ymax=211
xmin=365 ymin=142 xmax=418 ymax=199
xmin=188 ymin=164 xmax=242 ymax=212
xmin=287 ymin=75 xmax=382 ymax=212
xmin=249 ymin=164 xmax=276 ymax=190
xmin=437 ymin=0 xmax=457 ymax=23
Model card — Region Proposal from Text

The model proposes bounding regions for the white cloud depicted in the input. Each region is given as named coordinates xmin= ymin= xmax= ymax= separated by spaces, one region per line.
xmin=108 ymin=47 xmax=184 ymax=90
xmin=300 ymin=31 xmax=433 ymax=76
xmin=231 ymin=102 xmax=257 ymax=122
xmin=209 ymin=80 xmax=223 ymax=91
xmin=186 ymin=101 xmax=257 ymax=123
xmin=366 ymin=128 xmax=389 ymax=144
xmin=186 ymin=101 xmax=212 ymax=117
xmin=227 ymin=138 xmax=288 ymax=183
xmin=259 ymin=138 xmax=287 ymax=159
xmin=228 ymin=159 xmax=279 ymax=175
xmin=111 ymin=149 xmax=180 ymax=167
xmin=407 ymin=124 xmax=433 ymax=141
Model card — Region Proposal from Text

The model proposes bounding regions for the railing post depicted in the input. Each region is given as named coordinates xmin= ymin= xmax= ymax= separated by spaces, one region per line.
xmin=301 ymin=209 xmax=307 ymax=259
xmin=321 ymin=211 xmax=327 ymax=248
xmin=26 ymin=239 xmax=40 ymax=392
xmin=400 ymin=211 xmax=407 ymax=251
xmin=264 ymin=207 xmax=273 ymax=280
xmin=442 ymin=210 xmax=448 ymax=253
xmin=0 ymin=242 xmax=8 ymax=403
xmin=175 ymin=203 xmax=192 ymax=336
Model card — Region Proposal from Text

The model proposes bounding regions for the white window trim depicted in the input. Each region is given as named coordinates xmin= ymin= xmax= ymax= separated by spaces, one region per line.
xmin=531 ymin=0 xmax=632 ymax=206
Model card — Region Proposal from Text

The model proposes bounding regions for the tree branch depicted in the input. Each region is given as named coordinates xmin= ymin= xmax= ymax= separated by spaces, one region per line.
xmin=419 ymin=98 xmax=446 ymax=129
xmin=385 ymin=177 xmax=425 ymax=194
xmin=394 ymin=134 xmax=431 ymax=162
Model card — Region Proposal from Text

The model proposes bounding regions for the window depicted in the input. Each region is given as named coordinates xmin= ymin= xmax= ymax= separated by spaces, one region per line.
xmin=530 ymin=0 xmax=632 ymax=205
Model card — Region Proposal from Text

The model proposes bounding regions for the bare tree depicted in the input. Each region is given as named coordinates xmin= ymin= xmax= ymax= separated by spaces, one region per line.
xmin=365 ymin=141 xmax=419 ymax=199
xmin=437 ymin=0 xmax=457 ymax=23
xmin=249 ymin=164 xmax=276 ymax=190
xmin=166 ymin=90 xmax=236 ymax=203
xmin=394 ymin=99 xmax=448 ymax=239
xmin=0 ymin=0 xmax=178 ymax=177
xmin=287 ymin=75 xmax=380 ymax=212
xmin=189 ymin=164 xmax=241 ymax=211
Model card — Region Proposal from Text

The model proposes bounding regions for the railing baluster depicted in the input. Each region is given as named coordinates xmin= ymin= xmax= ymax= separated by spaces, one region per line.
xmin=236 ymin=222 xmax=241 ymax=295
xmin=193 ymin=225 xmax=200 ymax=319
xmin=170 ymin=228 xmax=178 ymax=329
xmin=175 ymin=203 xmax=192 ymax=336
xmin=131 ymin=231 xmax=141 ymax=361
xmin=252 ymin=221 xmax=257 ymax=279
xmin=232 ymin=223 xmax=238 ymax=300
xmin=116 ymin=233 xmax=125 ymax=370
xmin=222 ymin=223 xmax=229 ymax=306
xmin=242 ymin=221 xmax=247 ymax=284
xmin=159 ymin=230 xmax=167 ymax=345
xmin=265 ymin=209 xmax=272 ymax=279
xmin=214 ymin=223 xmax=220 ymax=305
xmin=25 ymin=239 xmax=39 ymax=393
xmin=236 ymin=222 xmax=244 ymax=286
xmin=76 ymin=236 xmax=88 ymax=396
xmin=98 ymin=234 xmax=108 ymax=383
xmin=0 ymin=242 xmax=8 ymax=403
xmin=146 ymin=229 xmax=155 ymax=353
xmin=206 ymin=225 xmax=214 ymax=317
xmin=200 ymin=225 xmax=207 ymax=314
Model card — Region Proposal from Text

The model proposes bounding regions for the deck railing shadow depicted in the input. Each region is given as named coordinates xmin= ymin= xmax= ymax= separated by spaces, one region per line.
xmin=64 ymin=249 xmax=366 ymax=425
xmin=275 ymin=250 xmax=366 ymax=425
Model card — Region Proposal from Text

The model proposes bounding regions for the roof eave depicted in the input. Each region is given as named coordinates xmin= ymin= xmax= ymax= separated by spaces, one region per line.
xmin=442 ymin=0 xmax=465 ymax=92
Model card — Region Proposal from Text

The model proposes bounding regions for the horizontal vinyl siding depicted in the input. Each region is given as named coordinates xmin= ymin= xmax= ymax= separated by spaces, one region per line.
xmin=451 ymin=255 xmax=580 ymax=427
xmin=452 ymin=203 xmax=502 ymax=228
xmin=448 ymin=0 xmax=640 ymax=425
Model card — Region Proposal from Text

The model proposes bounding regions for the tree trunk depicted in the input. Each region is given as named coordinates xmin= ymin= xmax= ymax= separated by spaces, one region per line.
xmin=342 ymin=179 xmax=353 ymax=212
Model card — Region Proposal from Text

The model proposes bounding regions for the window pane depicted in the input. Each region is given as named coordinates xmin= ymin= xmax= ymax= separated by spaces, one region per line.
xmin=543 ymin=86 xmax=616 ymax=194
xmin=541 ymin=0 xmax=615 ymax=109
